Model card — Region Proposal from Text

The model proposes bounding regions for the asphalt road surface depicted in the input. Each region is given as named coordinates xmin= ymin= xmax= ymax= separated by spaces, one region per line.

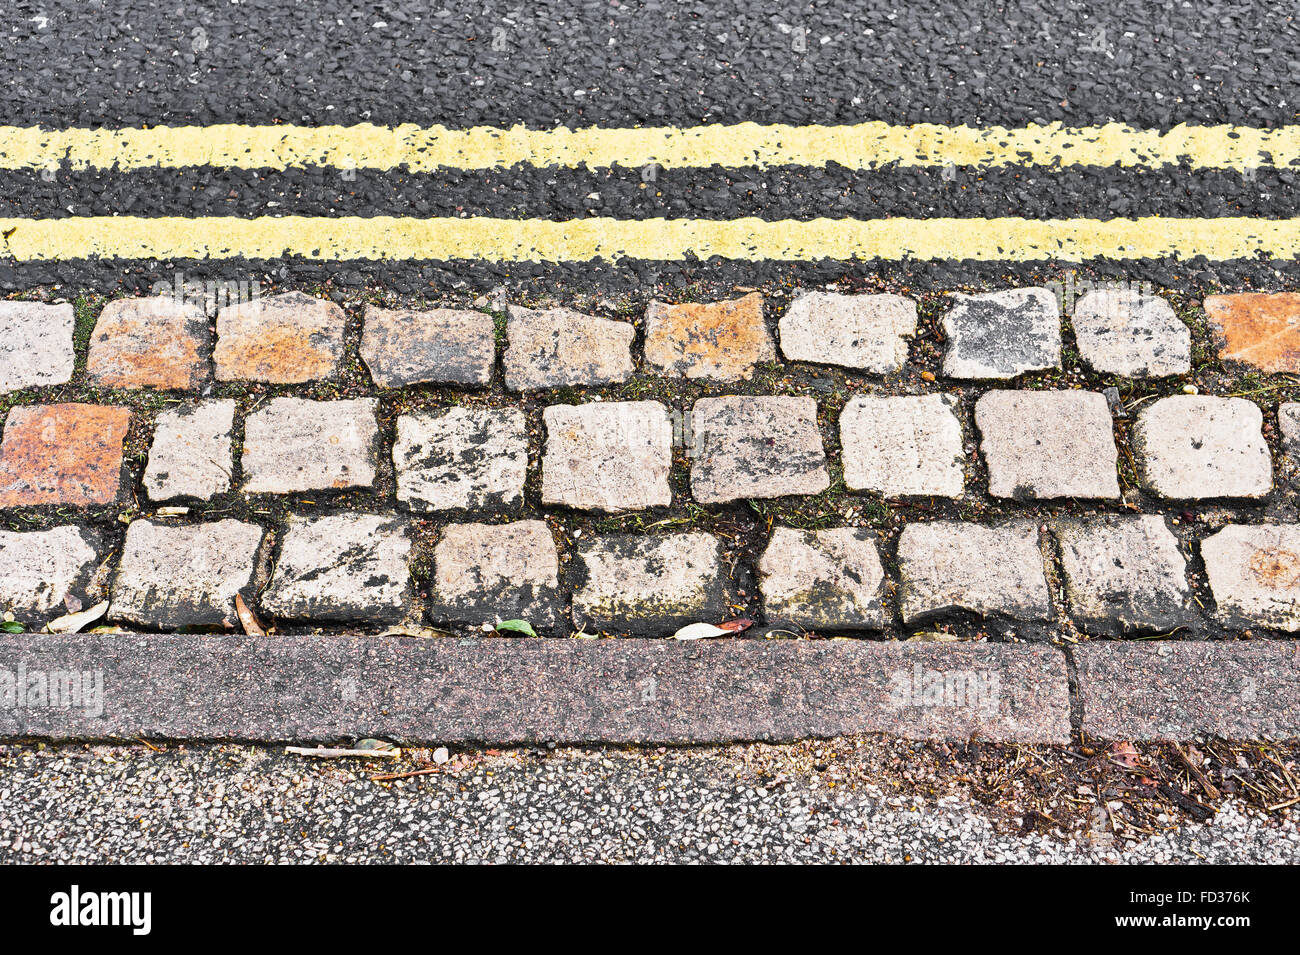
xmin=0 ymin=0 xmax=1297 ymax=291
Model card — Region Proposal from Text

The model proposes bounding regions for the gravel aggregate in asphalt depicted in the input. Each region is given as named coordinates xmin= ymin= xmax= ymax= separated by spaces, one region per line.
xmin=4 ymin=0 xmax=1295 ymax=129
xmin=1 ymin=742 xmax=1296 ymax=864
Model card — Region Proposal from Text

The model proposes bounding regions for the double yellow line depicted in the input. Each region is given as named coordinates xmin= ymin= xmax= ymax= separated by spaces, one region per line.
xmin=3 ymin=120 xmax=1298 ymax=172
xmin=1 ymin=121 xmax=1297 ymax=263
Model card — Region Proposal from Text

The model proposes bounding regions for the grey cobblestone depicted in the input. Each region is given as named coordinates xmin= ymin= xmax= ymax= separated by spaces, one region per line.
xmin=361 ymin=306 xmax=495 ymax=388
xmin=504 ymin=305 xmax=635 ymax=391
xmin=428 ymin=520 xmax=563 ymax=632
xmin=1134 ymin=396 xmax=1271 ymax=500
xmin=1055 ymin=515 xmax=1193 ymax=635
xmin=572 ymin=533 xmax=726 ymax=635
xmin=143 ymin=400 xmax=235 ymax=502
xmin=262 ymin=513 xmax=415 ymax=625
xmin=897 ymin=521 xmax=1051 ymax=625
xmin=690 ymin=396 xmax=829 ymax=504
xmin=1072 ymin=288 xmax=1190 ymax=377
xmin=0 ymin=525 xmax=103 ymax=626
xmin=941 ymin=287 xmax=1061 ymax=379
xmin=759 ymin=526 xmax=887 ymax=631
xmin=242 ymin=397 xmax=380 ymax=494
xmin=1280 ymin=402 xmax=1300 ymax=487
xmin=777 ymin=291 xmax=916 ymax=372
xmin=0 ymin=301 xmax=75 ymax=395
xmin=1201 ymin=523 xmax=1300 ymax=632
xmin=841 ymin=393 xmax=965 ymax=497
xmin=542 ymin=401 xmax=673 ymax=512
xmin=975 ymin=390 xmax=1120 ymax=500
xmin=394 ymin=407 xmax=527 ymax=512
xmin=109 ymin=519 xmax=265 ymax=631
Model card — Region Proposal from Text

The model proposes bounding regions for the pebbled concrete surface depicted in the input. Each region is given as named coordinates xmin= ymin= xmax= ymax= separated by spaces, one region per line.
xmin=0 ymin=742 xmax=1296 ymax=864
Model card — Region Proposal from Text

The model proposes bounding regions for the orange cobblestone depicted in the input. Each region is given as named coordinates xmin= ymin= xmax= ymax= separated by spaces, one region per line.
xmin=0 ymin=403 xmax=131 ymax=507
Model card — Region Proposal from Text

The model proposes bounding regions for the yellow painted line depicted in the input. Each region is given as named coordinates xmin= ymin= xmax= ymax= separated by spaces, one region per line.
xmin=1 ymin=215 xmax=1297 ymax=262
xmin=0 ymin=122 xmax=1297 ymax=173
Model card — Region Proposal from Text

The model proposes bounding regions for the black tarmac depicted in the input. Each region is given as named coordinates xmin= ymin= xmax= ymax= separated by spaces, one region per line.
xmin=1 ymin=0 xmax=1297 ymax=292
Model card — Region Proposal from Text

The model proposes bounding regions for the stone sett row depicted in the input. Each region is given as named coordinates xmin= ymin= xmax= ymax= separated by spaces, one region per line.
xmin=4 ymin=288 xmax=1300 ymax=510
xmin=6 ymin=512 xmax=1300 ymax=638
xmin=5 ymin=286 xmax=1300 ymax=397
xmin=0 ymin=386 xmax=1289 ymax=509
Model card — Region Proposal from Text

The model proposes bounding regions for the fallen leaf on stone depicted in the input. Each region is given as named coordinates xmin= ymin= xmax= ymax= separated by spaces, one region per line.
xmin=0 ymin=621 xmax=23 ymax=634
xmin=672 ymin=622 xmax=731 ymax=640
xmin=495 ymin=619 xmax=538 ymax=637
xmin=235 ymin=593 xmax=266 ymax=636
xmin=45 ymin=600 xmax=108 ymax=634
xmin=717 ymin=618 xmax=754 ymax=632
xmin=378 ymin=624 xmax=453 ymax=638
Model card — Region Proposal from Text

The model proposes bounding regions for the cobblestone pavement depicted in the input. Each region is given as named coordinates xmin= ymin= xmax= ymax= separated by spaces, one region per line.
xmin=5 ymin=287 xmax=1300 ymax=642
xmin=1 ymin=742 xmax=1296 ymax=864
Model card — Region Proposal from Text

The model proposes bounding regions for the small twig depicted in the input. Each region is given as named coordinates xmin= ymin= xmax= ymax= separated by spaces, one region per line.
xmin=285 ymin=746 xmax=400 ymax=759
xmin=371 ymin=767 xmax=441 ymax=782
xmin=1173 ymin=744 xmax=1220 ymax=801
xmin=1265 ymin=795 xmax=1300 ymax=812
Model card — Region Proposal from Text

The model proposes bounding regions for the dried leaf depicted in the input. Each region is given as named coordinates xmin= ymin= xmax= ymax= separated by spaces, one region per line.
xmin=908 ymin=630 xmax=960 ymax=642
xmin=1109 ymin=740 xmax=1143 ymax=768
xmin=45 ymin=600 xmax=108 ymax=634
xmin=672 ymin=622 xmax=731 ymax=640
xmin=717 ymin=618 xmax=754 ymax=632
xmin=379 ymin=624 xmax=452 ymax=638
xmin=235 ymin=593 xmax=266 ymax=636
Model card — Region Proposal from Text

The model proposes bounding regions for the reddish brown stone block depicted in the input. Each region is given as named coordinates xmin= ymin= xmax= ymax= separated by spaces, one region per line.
xmin=0 ymin=404 xmax=131 ymax=507
xmin=87 ymin=297 xmax=211 ymax=390
xmin=214 ymin=291 xmax=346 ymax=384
xmin=644 ymin=292 xmax=775 ymax=381
xmin=1204 ymin=292 xmax=1300 ymax=373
